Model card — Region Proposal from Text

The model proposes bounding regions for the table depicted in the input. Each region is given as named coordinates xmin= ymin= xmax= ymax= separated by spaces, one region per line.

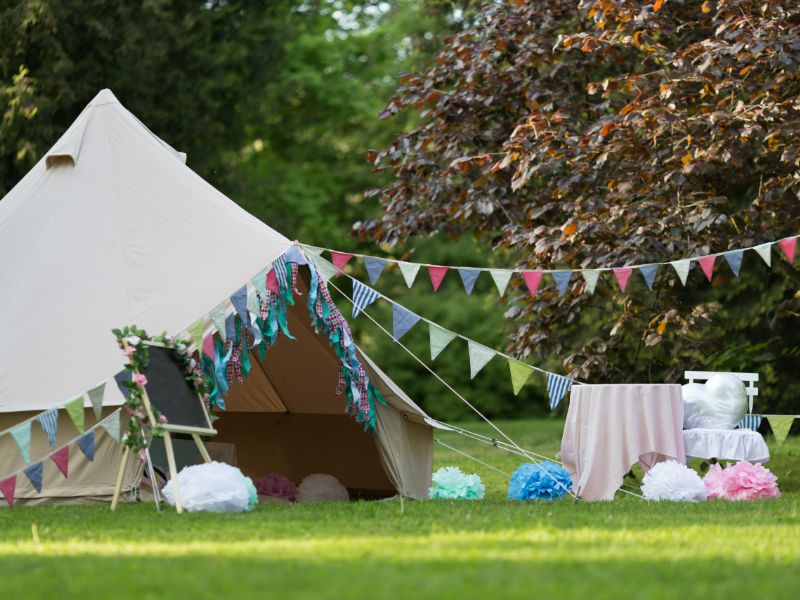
xmin=560 ymin=383 xmax=685 ymax=501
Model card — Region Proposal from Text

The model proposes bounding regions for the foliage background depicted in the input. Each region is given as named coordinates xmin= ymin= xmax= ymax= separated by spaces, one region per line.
xmin=1 ymin=0 xmax=797 ymax=421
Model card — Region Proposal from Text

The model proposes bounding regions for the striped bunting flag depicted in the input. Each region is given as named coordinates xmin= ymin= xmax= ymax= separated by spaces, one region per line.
xmin=351 ymin=280 xmax=381 ymax=318
xmin=547 ymin=374 xmax=573 ymax=411
xmin=738 ymin=414 xmax=762 ymax=432
xmin=273 ymin=255 xmax=289 ymax=291
xmin=36 ymin=409 xmax=59 ymax=449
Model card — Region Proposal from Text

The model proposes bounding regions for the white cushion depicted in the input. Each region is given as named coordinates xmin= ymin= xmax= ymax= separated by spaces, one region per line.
xmin=683 ymin=429 xmax=770 ymax=463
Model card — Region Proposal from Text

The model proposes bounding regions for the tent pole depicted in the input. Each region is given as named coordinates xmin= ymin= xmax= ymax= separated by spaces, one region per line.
xmin=110 ymin=446 xmax=129 ymax=511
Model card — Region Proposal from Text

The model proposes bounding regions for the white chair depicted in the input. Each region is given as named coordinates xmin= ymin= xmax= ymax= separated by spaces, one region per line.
xmin=682 ymin=371 xmax=770 ymax=464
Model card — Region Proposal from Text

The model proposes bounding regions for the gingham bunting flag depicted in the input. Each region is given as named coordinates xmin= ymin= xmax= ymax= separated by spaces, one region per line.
xmin=547 ymin=373 xmax=573 ymax=410
xmin=351 ymin=279 xmax=381 ymax=318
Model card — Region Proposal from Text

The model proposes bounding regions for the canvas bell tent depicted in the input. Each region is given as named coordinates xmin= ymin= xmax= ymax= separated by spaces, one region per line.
xmin=0 ymin=89 xmax=434 ymax=504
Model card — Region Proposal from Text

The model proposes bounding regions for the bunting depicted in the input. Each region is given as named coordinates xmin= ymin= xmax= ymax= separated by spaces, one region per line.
xmin=767 ymin=415 xmax=795 ymax=446
xmin=65 ymin=396 xmax=85 ymax=433
xmin=508 ymin=360 xmax=534 ymax=395
xmin=639 ymin=264 xmax=659 ymax=291
xmin=331 ymin=251 xmax=354 ymax=273
xmin=50 ymin=446 xmax=69 ymax=478
xmin=23 ymin=462 xmax=43 ymax=493
xmin=582 ymin=269 xmax=600 ymax=294
xmin=428 ymin=266 xmax=448 ymax=292
xmin=671 ymin=259 xmax=691 ymax=286
xmin=252 ymin=266 xmax=270 ymax=301
xmin=352 ymin=280 xmax=381 ymax=318
xmin=458 ymin=269 xmax=480 ymax=295
xmin=552 ymin=271 xmax=572 ymax=295
xmin=76 ymin=431 xmax=96 ymax=462
xmin=613 ymin=267 xmax=632 ymax=293
xmin=490 ymin=270 xmax=513 ymax=296
xmin=87 ymin=383 xmax=105 ymax=420
xmin=0 ymin=476 xmax=16 ymax=507
xmin=10 ymin=422 xmax=31 ymax=464
xmin=738 ymin=414 xmax=762 ymax=432
xmin=398 ymin=262 xmax=421 ymax=287
xmin=187 ymin=317 xmax=206 ymax=354
xmin=754 ymin=243 xmax=772 ymax=266
xmin=210 ymin=303 xmax=228 ymax=343
xmin=364 ymin=257 xmax=387 ymax=285
xmin=392 ymin=304 xmax=421 ymax=341
xmin=547 ymin=373 xmax=573 ymax=410
xmin=778 ymin=237 xmax=796 ymax=262
xmin=429 ymin=325 xmax=457 ymax=360
xmin=467 ymin=341 xmax=496 ymax=379
xmin=36 ymin=409 xmax=58 ymax=449
xmin=723 ymin=250 xmax=743 ymax=276
xmin=100 ymin=410 xmax=121 ymax=443
xmin=522 ymin=271 xmax=542 ymax=297
xmin=697 ymin=255 xmax=716 ymax=282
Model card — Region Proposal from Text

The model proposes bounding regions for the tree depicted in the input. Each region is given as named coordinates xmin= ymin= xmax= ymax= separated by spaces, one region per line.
xmin=360 ymin=0 xmax=800 ymax=412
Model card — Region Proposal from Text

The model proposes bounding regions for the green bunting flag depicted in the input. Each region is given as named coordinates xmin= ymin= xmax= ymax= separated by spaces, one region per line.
xmin=467 ymin=341 xmax=496 ymax=379
xmin=65 ymin=395 xmax=85 ymax=433
xmin=489 ymin=270 xmax=513 ymax=296
xmin=10 ymin=421 xmax=31 ymax=464
xmin=100 ymin=410 xmax=121 ymax=443
xmin=508 ymin=359 xmax=534 ymax=395
xmin=187 ymin=318 xmax=205 ymax=354
xmin=210 ymin=303 xmax=228 ymax=342
xmin=429 ymin=324 xmax=457 ymax=360
xmin=581 ymin=269 xmax=601 ymax=295
xmin=87 ymin=383 xmax=105 ymax=420
xmin=768 ymin=416 xmax=795 ymax=446
xmin=311 ymin=255 xmax=339 ymax=282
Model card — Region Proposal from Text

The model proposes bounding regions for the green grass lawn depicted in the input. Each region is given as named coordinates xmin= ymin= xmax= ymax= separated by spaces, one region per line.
xmin=1 ymin=419 xmax=798 ymax=599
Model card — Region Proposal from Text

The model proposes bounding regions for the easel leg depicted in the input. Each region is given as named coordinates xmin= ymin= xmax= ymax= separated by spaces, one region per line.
xmin=111 ymin=446 xmax=130 ymax=511
xmin=162 ymin=431 xmax=183 ymax=513
xmin=192 ymin=433 xmax=212 ymax=464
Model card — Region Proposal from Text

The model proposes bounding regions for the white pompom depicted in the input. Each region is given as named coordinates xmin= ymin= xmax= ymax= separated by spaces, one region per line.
xmin=641 ymin=460 xmax=707 ymax=502
xmin=162 ymin=461 xmax=255 ymax=512
xmin=296 ymin=473 xmax=349 ymax=502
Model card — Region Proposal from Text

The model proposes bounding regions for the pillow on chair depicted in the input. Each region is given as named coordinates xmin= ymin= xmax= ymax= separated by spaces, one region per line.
xmin=683 ymin=373 xmax=747 ymax=430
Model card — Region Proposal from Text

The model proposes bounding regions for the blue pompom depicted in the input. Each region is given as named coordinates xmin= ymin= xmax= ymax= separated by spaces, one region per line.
xmin=508 ymin=461 xmax=572 ymax=501
xmin=429 ymin=466 xmax=485 ymax=500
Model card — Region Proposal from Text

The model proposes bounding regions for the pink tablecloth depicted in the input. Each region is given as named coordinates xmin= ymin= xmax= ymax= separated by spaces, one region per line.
xmin=560 ymin=384 xmax=684 ymax=501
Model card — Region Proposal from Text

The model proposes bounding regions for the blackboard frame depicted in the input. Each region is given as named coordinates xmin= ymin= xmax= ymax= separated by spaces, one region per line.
xmin=140 ymin=340 xmax=217 ymax=437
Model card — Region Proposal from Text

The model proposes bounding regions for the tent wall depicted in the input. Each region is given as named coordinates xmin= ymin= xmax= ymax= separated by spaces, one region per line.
xmin=0 ymin=408 xmax=141 ymax=505
xmin=374 ymin=402 xmax=433 ymax=500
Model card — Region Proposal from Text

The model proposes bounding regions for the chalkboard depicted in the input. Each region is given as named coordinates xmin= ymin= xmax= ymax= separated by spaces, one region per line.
xmin=141 ymin=344 xmax=216 ymax=435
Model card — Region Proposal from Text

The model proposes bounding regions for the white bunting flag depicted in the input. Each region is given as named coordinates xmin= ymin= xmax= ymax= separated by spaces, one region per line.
xmin=581 ymin=269 xmax=601 ymax=295
xmin=429 ymin=324 xmax=457 ymax=360
xmin=753 ymin=243 xmax=772 ymax=267
xmin=398 ymin=261 xmax=421 ymax=288
xmin=489 ymin=270 xmax=513 ymax=296
xmin=671 ymin=259 xmax=691 ymax=286
xmin=87 ymin=383 xmax=106 ymax=420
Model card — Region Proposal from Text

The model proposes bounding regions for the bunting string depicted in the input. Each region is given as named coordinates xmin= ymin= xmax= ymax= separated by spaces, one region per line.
xmin=302 ymin=233 xmax=797 ymax=296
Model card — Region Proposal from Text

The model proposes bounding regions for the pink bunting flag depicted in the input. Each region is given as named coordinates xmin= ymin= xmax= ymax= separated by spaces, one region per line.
xmin=612 ymin=267 xmax=633 ymax=292
xmin=777 ymin=237 xmax=796 ymax=263
xmin=522 ymin=271 xmax=543 ymax=297
xmin=330 ymin=252 xmax=353 ymax=274
xmin=0 ymin=476 xmax=15 ymax=508
xmin=266 ymin=268 xmax=280 ymax=293
xmin=202 ymin=335 xmax=215 ymax=361
xmin=428 ymin=266 xmax=449 ymax=292
xmin=697 ymin=255 xmax=716 ymax=282
xmin=51 ymin=446 xmax=69 ymax=478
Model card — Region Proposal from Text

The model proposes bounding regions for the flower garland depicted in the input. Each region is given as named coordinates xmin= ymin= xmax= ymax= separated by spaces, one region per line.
xmin=112 ymin=326 xmax=215 ymax=453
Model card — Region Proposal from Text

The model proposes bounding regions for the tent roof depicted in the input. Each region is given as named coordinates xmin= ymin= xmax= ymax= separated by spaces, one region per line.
xmin=0 ymin=89 xmax=292 ymax=411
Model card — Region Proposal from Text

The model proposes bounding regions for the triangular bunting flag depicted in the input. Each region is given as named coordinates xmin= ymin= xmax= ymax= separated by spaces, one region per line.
xmin=768 ymin=415 xmax=794 ymax=446
xmin=364 ymin=257 xmax=387 ymax=285
xmin=330 ymin=251 xmax=353 ymax=273
xmin=777 ymin=237 xmax=796 ymax=263
xmin=224 ymin=313 xmax=236 ymax=342
xmin=252 ymin=266 xmax=269 ymax=300
xmin=351 ymin=279 xmax=381 ymax=318
xmin=76 ymin=430 xmax=96 ymax=462
xmin=522 ymin=271 xmax=543 ymax=297
xmin=246 ymin=284 xmax=260 ymax=315
xmin=697 ymin=255 xmax=716 ymax=282
xmin=398 ymin=262 xmax=421 ymax=288
xmin=202 ymin=335 xmax=215 ymax=361
xmin=187 ymin=316 xmax=206 ymax=354
xmin=753 ymin=243 xmax=772 ymax=267
xmin=429 ymin=324 xmax=457 ymax=360
xmin=65 ymin=396 xmax=85 ymax=433
xmin=50 ymin=446 xmax=69 ymax=478
xmin=551 ymin=271 xmax=572 ymax=295
xmin=284 ymin=245 xmax=308 ymax=265
xmin=23 ymin=462 xmax=43 ymax=494
xmin=671 ymin=259 xmax=691 ymax=286
xmin=738 ymin=414 xmax=762 ymax=432
xmin=87 ymin=383 xmax=105 ymax=421
xmin=612 ymin=267 xmax=633 ymax=292
xmin=210 ymin=303 xmax=228 ymax=342
xmin=428 ymin=266 xmax=448 ymax=292
xmin=0 ymin=476 xmax=16 ymax=508
xmin=36 ymin=408 xmax=59 ymax=449
xmin=490 ymin=270 xmax=513 ymax=296
xmin=10 ymin=421 xmax=31 ymax=464
xmin=547 ymin=373 xmax=573 ymax=410
xmin=508 ymin=359 xmax=534 ymax=395
xmin=458 ymin=269 xmax=480 ymax=295
xmin=230 ymin=286 xmax=248 ymax=320
xmin=266 ymin=268 xmax=280 ymax=293
xmin=100 ymin=411 xmax=121 ymax=443
xmin=723 ymin=250 xmax=744 ymax=276
xmin=639 ymin=264 xmax=659 ymax=291
xmin=303 ymin=245 xmax=325 ymax=258
xmin=582 ymin=269 xmax=601 ymax=295
xmin=467 ymin=341 xmax=496 ymax=379
xmin=311 ymin=255 xmax=340 ymax=282
xmin=392 ymin=304 xmax=421 ymax=341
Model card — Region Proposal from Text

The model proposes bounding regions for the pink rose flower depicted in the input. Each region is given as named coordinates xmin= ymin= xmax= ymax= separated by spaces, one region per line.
xmin=134 ymin=373 xmax=148 ymax=386
xmin=124 ymin=347 xmax=135 ymax=356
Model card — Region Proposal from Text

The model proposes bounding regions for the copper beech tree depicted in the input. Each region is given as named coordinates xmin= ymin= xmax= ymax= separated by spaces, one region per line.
xmin=359 ymin=0 xmax=800 ymax=389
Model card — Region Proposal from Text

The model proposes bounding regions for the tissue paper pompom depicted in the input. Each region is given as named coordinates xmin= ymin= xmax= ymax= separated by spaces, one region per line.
xmin=721 ymin=461 xmax=780 ymax=501
xmin=297 ymin=474 xmax=349 ymax=502
xmin=429 ymin=466 xmax=485 ymax=500
xmin=255 ymin=473 xmax=297 ymax=502
xmin=642 ymin=460 xmax=707 ymax=502
xmin=703 ymin=463 xmax=728 ymax=499
xmin=162 ymin=462 xmax=258 ymax=512
xmin=508 ymin=461 xmax=572 ymax=501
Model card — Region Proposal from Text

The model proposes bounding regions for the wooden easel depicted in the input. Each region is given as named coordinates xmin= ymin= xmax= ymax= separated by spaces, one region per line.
xmin=111 ymin=340 xmax=214 ymax=513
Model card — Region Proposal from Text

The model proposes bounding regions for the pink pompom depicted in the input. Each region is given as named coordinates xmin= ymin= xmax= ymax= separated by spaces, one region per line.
xmin=703 ymin=463 xmax=727 ymax=499
xmin=255 ymin=473 xmax=297 ymax=501
xmin=722 ymin=461 xmax=780 ymax=501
